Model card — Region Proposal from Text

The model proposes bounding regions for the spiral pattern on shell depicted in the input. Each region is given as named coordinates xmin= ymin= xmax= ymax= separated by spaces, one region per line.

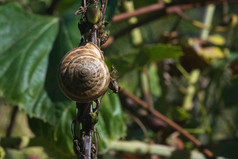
xmin=58 ymin=42 xmax=110 ymax=103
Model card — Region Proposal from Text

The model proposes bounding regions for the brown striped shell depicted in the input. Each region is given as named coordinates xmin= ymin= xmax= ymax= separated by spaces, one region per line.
xmin=58 ymin=42 xmax=110 ymax=103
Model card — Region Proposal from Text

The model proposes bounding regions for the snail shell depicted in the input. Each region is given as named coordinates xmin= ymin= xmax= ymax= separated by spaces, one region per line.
xmin=58 ymin=42 xmax=110 ymax=103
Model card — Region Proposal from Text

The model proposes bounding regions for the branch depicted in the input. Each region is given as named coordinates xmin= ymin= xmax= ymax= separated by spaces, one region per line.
xmin=73 ymin=0 xmax=109 ymax=158
xmin=119 ymin=88 xmax=214 ymax=159
xmin=112 ymin=2 xmax=165 ymax=23
xmin=112 ymin=0 xmax=238 ymax=23
xmin=102 ymin=0 xmax=238 ymax=48
xmin=102 ymin=0 xmax=108 ymax=20
xmin=108 ymin=141 xmax=227 ymax=159
xmin=76 ymin=102 xmax=93 ymax=159
xmin=119 ymin=90 xmax=167 ymax=132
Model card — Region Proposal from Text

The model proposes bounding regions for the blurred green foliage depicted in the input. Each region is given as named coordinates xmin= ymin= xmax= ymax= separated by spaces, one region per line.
xmin=0 ymin=0 xmax=238 ymax=159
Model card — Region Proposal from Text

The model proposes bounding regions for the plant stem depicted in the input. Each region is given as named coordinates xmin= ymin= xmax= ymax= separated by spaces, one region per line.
xmin=81 ymin=105 xmax=93 ymax=159
xmin=175 ymin=62 xmax=190 ymax=80
xmin=140 ymin=68 xmax=154 ymax=109
xmin=74 ymin=0 xmax=109 ymax=158
xmin=112 ymin=2 xmax=165 ymax=23
xmin=102 ymin=0 xmax=238 ymax=48
xmin=108 ymin=140 xmax=227 ymax=159
xmin=91 ymin=30 xmax=97 ymax=45
xmin=102 ymin=0 xmax=108 ymax=20
xmin=183 ymin=69 xmax=200 ymax=110
xmin=76 ymin=102 xmax=93 ymax=159
xmin=201 ymin=4 xmax=215 ymax=40
xmin=112 ymin=0 xmax=238 ymax=23
xmin=123 ymin=0 xmax=143 ymax=47
xmin=119 ymin=89 xmax=215 ymax=158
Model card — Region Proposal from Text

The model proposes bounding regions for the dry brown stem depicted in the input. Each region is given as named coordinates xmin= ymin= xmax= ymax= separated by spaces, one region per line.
xmin=102 ymin=0 xmax=238 ymax=48
xmin=119 ymin=88 xmax=214 ymax=159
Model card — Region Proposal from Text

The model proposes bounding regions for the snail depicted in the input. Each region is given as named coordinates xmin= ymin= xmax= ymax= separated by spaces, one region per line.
xmin=58 ymin=42 xmax=110 ymax=103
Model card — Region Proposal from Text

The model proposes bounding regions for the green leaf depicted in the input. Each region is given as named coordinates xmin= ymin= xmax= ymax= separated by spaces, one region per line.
xmin=0 ymin=3 xmax=60 ymax=123
xmin=0 ymin=146 xmax=5 ymax=159
xmin=148 ymin=64 xmax=162 ymax=97
xmin=140 ymin=44 xmax=183 ymax=61
xmin=54 ymin=0 xmax=79 ymax=14
xmin=107 ymin=44 xmax=183 ymax=75
xmin=44 ymin=22 xmax=74 ymax=103
xmin=29 ymin=104 xmax=75 ymax=159
xmin=96 ymin=93 xmax=126 ymax=153
xmin=5 ymin=147 xmax=49 ymax=159
xmin=27 ymin=20 xmax=80 ymax=158
xmin=29 ymin=94 xmax=126 ymax=157
xmin=168 ymin=107 xmax=191 ymax=122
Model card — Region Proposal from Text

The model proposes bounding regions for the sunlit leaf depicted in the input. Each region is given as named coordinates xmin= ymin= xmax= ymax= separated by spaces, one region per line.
xmin=207 ymin=34 xmax=225 ymax=45
xmin=0 ymin=146 xmax=5 ymax=159
xmin=0 ymin=4 xmax=62 ymax=123
xmin=198 ymin=47 xmax=225 ymax=60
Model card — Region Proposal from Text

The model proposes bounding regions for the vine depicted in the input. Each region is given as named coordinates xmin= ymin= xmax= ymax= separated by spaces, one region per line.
xmin=70 ymin=0 xmax=111 ymax=158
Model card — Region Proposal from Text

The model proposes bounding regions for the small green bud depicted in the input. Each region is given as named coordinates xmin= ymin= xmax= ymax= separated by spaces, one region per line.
xmin=87 ymin=3 xmax=100 ymax=24
xmin=90 ymin=112 xmax=98 ymax=124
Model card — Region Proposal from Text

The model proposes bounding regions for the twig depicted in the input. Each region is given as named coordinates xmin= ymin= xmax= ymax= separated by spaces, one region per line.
xmin=93 ymin=127 xmax=98 ymax=159
xmin=102 ymin=13 xmax=159 ymax=48
xmin=102 ymin=0 xmax=108 ymax=20
xmin=91 ymin=30 xmax=97 ymax=45
xmin=112 ymin=2 xmax=164 ymax=23
xmin=73 ymin=0 xmax=109 ymax=158
xmin=83 ymin=0 xmax=86 ymax=8
xmin=119 ymin=88 xmax=215 ymax=159
xmin=76 ymin=102 xmax=93 ymax=159
xmin=112 ymin=0 xmax=238 ymax=23
xmin=102 ymin=0 xmax=238 ymax=48
xmin=131 ymin=115 xmax=148 ymax=138
xmin=119 ymin=91 xmax=167 ymax=132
